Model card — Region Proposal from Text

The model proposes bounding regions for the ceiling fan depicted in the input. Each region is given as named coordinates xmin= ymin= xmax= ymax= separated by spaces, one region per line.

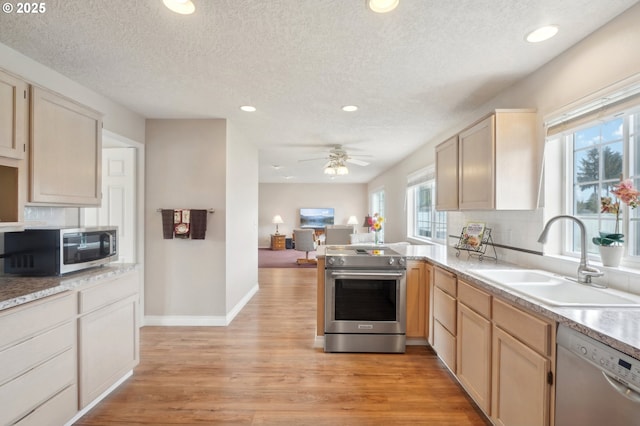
xmin=299 ymin=145 xmax=371 ymax=175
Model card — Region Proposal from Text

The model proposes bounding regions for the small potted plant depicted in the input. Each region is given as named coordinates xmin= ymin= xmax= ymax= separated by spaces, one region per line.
xmin=593 ymin=179 xmax=639 ymax=266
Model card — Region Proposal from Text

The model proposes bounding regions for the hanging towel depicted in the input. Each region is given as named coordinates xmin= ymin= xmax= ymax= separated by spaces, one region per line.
xmin=174 ymin=209 xmax=191 ymax=238
xmin=190 ymin=209 xmax=208 ymax=239
xmin=161 ymin=209 xmax=174 ymax=239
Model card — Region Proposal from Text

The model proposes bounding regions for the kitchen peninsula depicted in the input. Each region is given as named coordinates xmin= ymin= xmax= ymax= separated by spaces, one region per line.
xmin=0 ymin=264 xmax=140 ymax=425
xmin=316 ymin=243 xmax=640 ymax=425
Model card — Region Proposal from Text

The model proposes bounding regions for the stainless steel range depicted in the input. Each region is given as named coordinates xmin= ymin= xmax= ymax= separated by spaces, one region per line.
xmin=324 ymin=246 xmax=407 ymax=353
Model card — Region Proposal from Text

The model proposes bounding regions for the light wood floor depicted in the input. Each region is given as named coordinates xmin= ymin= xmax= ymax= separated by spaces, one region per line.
xmin=74 ymin=268 xmax=491 ymax=425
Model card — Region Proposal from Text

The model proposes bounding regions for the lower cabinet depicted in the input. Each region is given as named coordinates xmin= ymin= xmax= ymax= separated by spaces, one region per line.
xmin=457 ymin=302 xmax=491 ymax=414
xmin=429 ymin=271 xmax=556 ymax=426
xmin=78 ymin=270 xmax=140 ymax=408
xmin=406 ymin=260 xmax=429 ymax=338
xmin=0 ymin=293 xmax=77 ymax=426
xmin=0 ymin=268 xmax=140 ymax=425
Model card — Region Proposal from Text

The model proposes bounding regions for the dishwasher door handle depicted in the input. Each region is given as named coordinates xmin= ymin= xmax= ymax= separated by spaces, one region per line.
xmin=602 ymin=372 xmax=640 ymax=403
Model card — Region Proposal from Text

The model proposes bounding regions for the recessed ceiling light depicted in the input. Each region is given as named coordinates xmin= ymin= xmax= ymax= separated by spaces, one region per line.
xmin=240 ymin=105 xmax=257 ymax=112
xmin=342 ymin=105 xmax=358 ymax=112
xmin=525 ymin=25 xmax=559 ymax=43
xmin=272 ymin=165 xmax=282 ymax=170
xmin=367 ymin=0 xmax=399 ymax=13
xmin=163 ymin=0 xmax=195 ymax=15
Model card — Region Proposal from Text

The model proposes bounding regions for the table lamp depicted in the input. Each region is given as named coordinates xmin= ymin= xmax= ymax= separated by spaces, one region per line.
xmin=272 ymin=215 xmax=284 ymax=234
xmin=347 ymin=215 xmax=359 ymax=232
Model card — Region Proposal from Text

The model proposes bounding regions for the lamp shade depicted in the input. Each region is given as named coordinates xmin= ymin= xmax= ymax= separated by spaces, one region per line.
xmin=272 ymin=215 xmax=284 ymax=224
xmin=347 ymin=216 xmax=359 ymax=225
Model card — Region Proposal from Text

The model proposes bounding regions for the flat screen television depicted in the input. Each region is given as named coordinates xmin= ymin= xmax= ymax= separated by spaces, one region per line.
xmin=299 ymin=208 xmax=334 ymax=229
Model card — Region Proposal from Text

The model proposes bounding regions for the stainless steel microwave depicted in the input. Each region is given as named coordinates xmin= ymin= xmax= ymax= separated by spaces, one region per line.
xmin=3 ymin=227 xmax=118 ymax=276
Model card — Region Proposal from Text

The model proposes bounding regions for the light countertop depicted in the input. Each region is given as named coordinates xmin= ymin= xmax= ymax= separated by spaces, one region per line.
xmin=0 ymin=263 xmax=138 ymax=312
xmin=320 ymin=243 xmax=640 ymax=359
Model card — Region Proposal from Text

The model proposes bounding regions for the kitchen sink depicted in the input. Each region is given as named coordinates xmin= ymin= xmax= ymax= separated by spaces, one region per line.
xmin=468 ymin=269 xmax=640 ymax=307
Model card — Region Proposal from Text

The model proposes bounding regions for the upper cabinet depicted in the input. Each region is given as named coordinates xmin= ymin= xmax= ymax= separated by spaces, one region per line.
xmin=436 ymin=110 xmax=538 ymax=211
xmin=0 ymin=70 xmax=28 ymax=160
xmin=435 ymin=135 xmax=459 ymax=211
xmin=30 ymin=86 xmax=103 ymax=205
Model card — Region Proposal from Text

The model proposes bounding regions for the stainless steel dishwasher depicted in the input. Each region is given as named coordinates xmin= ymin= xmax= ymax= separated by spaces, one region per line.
xmin=556 ymin=325 xmax=640 ymax=426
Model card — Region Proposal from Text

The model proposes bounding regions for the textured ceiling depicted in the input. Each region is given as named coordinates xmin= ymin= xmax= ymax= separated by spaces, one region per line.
xmin=0 ymin=0 xmax=638 ymax=183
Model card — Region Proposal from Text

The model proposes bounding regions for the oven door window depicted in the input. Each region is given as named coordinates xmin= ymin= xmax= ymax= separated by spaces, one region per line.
xmin=63 ymin=231 xmax=115 ymax=265
xmin=334 ymin=279 xmax=397 ymax=321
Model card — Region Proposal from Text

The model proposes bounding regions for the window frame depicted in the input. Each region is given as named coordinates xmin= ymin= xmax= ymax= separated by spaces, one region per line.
xmin=406 ymin=167 xmax=446 ymax=244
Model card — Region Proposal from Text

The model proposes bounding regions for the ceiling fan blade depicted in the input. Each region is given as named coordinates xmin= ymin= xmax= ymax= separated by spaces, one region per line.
xmin=346 ymin=158 xmax=370 ymax=166
xmin=298 ymin=157 xmax=328 ymax=162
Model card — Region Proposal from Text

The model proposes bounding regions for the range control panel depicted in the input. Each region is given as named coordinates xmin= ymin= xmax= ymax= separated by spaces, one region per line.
xmin=558 ymin=326 xmax=640 ymax=392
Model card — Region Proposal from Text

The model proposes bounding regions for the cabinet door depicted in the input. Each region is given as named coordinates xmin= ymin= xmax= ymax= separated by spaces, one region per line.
xmin=406 ymin=261 xmax=427 ymax=338
xmin=459 ymin=115 xmax=495 ymax=210
xmin=0 ymin=70 xmax=27 ymax=159
xmin=435 ymin=135 xmax=459 ymax=210
xmin=457 ymin=303 xmax=491 ymax=414
xmin=78 ymin=296 xmax=138 ymax=408
xmin=492 ymin=326 xmax=550 ymax=426
xmin=30 ymin=86 xmax=102 ymax=205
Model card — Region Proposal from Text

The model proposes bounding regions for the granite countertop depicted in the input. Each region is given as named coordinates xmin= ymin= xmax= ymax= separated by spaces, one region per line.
xmin=319 ymin=243 xmax=640 ymax=359
xmin=0 ymin=263 xmax=138 ymax=312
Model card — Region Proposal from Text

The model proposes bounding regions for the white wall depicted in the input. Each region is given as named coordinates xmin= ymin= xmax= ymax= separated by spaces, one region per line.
xmin=145 ymin=119 xmax=228 ymax=319
xmin=258 ymin=183 xmax=368 ymax=247
xmin=368 ymin=4 xmax=640 ymax=287
xmin=226 ymin=122 xmax=259 ymax=314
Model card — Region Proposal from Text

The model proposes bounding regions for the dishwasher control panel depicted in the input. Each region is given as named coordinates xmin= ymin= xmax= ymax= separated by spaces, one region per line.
xmin=558 ymin=326 xmax=640 ymax=392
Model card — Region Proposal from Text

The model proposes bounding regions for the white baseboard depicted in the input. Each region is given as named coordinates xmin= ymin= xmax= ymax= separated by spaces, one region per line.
xmin=143 ymin=283 xmax=259 ymax=326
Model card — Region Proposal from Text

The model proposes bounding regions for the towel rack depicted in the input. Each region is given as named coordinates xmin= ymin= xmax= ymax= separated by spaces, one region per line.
xmin=156 ymin=208 xmax=215 ymax=213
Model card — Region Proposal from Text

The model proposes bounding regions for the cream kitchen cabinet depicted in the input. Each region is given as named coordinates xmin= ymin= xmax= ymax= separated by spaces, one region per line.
xmin=431 ymin=266 xmax=457 ymax=372
xmin=0 ymin=69 xmax=28 ymax=160
xmin=0 ymin=292 xmax=77 ymax=426
xmin=78 ymin=269 xmax=139 ymax=408
xmin=435 ymin=135 xmax=459 ymax=210
xmin=30 ymin=85 xmax=103 ymax=205
xmin=491 ymin=298 xmax=555 ymax=426
xmin=458 ymin=110 xmax=537 ymax=210
xmin=406 ymin=260 xmax=430 ymax=339
xmin=456 ymin=280 xmax=492 ymax=415
xmin=436 ymin=109 xmax=538 ymax=211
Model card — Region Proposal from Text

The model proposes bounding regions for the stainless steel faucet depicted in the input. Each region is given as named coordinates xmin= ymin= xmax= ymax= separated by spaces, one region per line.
xmin=537 ymin=215 xmax=603 ymax=285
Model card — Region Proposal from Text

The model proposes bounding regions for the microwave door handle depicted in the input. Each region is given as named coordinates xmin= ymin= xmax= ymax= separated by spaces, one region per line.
xmin=100 ymin=233 xmax=113 ymax=255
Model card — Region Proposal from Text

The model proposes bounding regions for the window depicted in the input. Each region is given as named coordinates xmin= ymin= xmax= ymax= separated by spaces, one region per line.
xmin=406 ymin=167 xmax=446 ymax=244
xmin=561 ymin=108 xmax=640 ymax=260
xmin=370 ymin=188 xmax=385 ymax=242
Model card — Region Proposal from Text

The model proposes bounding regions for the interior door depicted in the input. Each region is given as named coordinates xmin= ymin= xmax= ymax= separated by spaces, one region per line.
xmin=83 ymin=147 xmax=136 ymax=263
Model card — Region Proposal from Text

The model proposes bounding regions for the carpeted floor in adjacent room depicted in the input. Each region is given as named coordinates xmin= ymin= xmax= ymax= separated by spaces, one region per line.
xmin=258 ymin=248 xmax=318 ymax=268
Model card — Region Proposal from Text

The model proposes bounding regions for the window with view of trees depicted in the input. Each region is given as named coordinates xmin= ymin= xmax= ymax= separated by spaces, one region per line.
xmin=568 ymin=111 xmax=640 ymax=259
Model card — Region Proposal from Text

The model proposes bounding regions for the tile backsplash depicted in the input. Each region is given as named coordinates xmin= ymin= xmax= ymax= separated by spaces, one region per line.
xmin=24 ymin=206 xmax=80 ymax=227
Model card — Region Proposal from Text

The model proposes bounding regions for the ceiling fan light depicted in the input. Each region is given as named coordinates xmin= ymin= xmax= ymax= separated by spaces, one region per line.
xmin=367 ymin=0 xmax=399 ymax=13
xmin=336 ymin=165 xmax=349 ymax=175
xmin=324 ymin=166 xmax=336 ymax=175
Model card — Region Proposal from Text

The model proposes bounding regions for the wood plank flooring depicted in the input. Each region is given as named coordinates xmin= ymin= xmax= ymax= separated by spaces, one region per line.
xmin=74 ymin=268 xmax=491 ymax=425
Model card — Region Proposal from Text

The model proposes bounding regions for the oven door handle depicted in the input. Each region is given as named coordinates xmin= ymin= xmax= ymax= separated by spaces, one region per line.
xmin=330 ymin=271 xmax=404 ymax=279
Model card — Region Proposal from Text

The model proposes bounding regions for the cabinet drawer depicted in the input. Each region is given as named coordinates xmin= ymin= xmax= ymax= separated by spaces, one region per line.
xmin=15 ymin=384 xmax=77 ymax=426
xmin=493 ymin=298 xmax=552 ymax=356
xmin=79 ymin=271 xmax=138 ymax=314
xmin=0 ymin=320 xmax=74 ymax=385
xmin=434 ymin=267 xmax=457 ymax=296
xmin=433 ymin=319 xmax=456 ymax=373
xmin=0 ymin=292 xmax=75 ymax=350
xmin=0 ymin=348 xmax=75 ymax=426
xmin=433 ymin=286 xmax=456 ymax=334
xmin=458 ymin=280 xmax=491 ymax=318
